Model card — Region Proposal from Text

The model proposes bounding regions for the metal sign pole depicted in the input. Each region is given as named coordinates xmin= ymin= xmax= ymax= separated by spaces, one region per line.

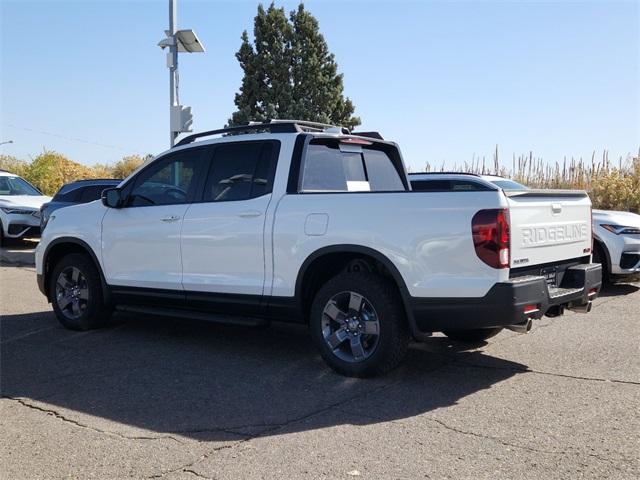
xmin=159 ymin=0 xmax=203 ymax=148
xmin=169 ymin=0 xmax=178 ymax=147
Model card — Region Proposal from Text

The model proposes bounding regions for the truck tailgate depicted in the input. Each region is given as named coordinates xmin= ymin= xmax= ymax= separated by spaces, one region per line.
xmin=506 ymin=189 xmax=592 ymax=268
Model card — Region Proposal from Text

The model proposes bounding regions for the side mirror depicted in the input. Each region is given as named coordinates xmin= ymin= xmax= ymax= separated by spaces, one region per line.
xmin=102 ymin=188 xmax=123 ymax=208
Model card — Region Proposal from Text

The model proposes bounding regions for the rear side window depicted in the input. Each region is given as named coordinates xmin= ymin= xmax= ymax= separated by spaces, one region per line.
xmin=53 ymin=187 xmax=82 ymax=202
xmin=79 ymin=185 xmax=111 ymax=203
xmin=202 ymin=141 xmax=279 ymax=202
xmin=411 ymin=179 xmax=492 ymax=192
xmin=301 ymin=142 xmax=405 ymax=192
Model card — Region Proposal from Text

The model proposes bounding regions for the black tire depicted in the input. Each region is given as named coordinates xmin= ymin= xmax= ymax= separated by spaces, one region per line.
xmin=0 ymin=220 xmax=5 ymax=248
xmin=50 ymin=253 xmax=112 ymax=330
xmin=442 ymin=327 xmax=503 ymax=343
xmin=592 ymin=243 xmax=610 ymax=285
xmin=309 ymin=271 xmax=410 ymax=377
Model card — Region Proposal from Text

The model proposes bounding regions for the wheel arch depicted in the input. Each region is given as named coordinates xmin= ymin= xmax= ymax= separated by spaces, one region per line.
xmin=43 ymin=237 xmax=110 ymax=303
xmin=294 ymin=244 xmax=417 ymax=334
xmin=593 ymin=237 xmax=611 ymax=270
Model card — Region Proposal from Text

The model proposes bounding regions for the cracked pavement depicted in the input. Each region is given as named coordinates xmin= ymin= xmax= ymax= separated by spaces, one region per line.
xmin=1 ymin=243 xmax=639 ymax=479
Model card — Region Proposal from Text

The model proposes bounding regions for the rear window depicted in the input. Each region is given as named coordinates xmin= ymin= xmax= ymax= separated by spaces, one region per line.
xmin=490 ymin=179 xmax=528 ymax=190
xmin=301 ymin=142 xmax=405 ymax=192
xmin=411 ymin=179 xmax=492 ymax=192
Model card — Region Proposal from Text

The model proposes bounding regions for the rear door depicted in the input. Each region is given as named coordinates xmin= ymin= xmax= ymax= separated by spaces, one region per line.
xmin=180 ymin=140 xmax=280 ymax=300
xmin=506 ymin=190 xmax=592 ymax=268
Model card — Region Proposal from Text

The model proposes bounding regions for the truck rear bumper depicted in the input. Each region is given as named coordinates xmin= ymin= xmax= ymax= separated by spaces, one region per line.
xmin=410 ymin=263 xmax=602 ymax=333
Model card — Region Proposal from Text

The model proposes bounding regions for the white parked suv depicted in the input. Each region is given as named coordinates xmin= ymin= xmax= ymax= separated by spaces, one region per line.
xmin=592 ymin=210 xmax=640 ymax=282
xmin=36 ymin=122 xmax=601 ymax=376
xmin=0 ymin=170 xmax=51 ymax=246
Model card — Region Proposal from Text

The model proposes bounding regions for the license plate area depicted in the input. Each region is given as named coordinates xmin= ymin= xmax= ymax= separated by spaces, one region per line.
xmin=541 ymin=266 xmax=558 ymax=287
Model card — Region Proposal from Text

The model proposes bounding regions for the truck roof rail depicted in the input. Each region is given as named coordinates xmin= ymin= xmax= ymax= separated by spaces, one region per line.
xmin=174 ymin=119 xmax=350 ymax=147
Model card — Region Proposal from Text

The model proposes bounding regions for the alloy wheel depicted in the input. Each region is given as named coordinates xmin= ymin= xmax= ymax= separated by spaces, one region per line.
xmin=55 ymin=266 xmax=89 ymax=319
xmin=321 ymin=290 xmax=380 ymax=363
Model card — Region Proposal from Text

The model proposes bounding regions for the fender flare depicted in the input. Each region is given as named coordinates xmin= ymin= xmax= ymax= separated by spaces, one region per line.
xmin=42 ymin=237 xmax=110 ymax=304
xmin=294 ymin=244 xmax=420 ymax=336
xmin=593 ymin=237 xmax=611 ymax=271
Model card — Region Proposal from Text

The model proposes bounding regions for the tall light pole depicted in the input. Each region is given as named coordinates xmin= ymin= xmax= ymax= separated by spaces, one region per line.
xmin=0 ymin=140 xmax=13 ymax=146
xmin=168 ymin=0 xmax=178 ymax=147
xmin=158 ymin=0 xmax=205 ymax=147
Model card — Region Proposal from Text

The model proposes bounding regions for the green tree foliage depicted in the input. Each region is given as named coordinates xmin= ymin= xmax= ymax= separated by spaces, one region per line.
xmin=229 ymin=3 xmax=360 ymax=130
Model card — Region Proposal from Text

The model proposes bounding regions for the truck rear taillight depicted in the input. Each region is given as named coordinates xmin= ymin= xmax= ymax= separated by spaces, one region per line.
xmin=471 ymin=208 xmax=510 ymax=269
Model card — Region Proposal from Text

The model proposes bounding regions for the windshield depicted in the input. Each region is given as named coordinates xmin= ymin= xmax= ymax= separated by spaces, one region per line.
xmin=0 ymin=176 xmax=42 ymax=196
xmin=490 ymin=179 xmax=528 ymax=190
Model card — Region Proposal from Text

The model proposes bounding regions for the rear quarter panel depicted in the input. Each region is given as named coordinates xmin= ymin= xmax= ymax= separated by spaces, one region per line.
xmin=271 ymin=191 xmax=507 ymax=299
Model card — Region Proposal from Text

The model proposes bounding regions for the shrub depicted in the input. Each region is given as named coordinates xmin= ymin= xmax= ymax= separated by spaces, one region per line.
xmin=111 ymin=155 xmax=146 ymax=179
xmin=26 ymin=151 xmax=95 ymax=195
xmin=0 ymin=155 xmax=30 ymax=178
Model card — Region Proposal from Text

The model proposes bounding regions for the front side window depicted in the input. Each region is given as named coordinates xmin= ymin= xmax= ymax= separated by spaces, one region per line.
xmin=128 ymin=151 xmax=199 ymax=206
xmin=301 ymin=142 xmax=405 ymax=192
xmin=0 ymin=176 xmax=41 ymax=196
xmin=202 ymin=141 xmax=278 ymax=202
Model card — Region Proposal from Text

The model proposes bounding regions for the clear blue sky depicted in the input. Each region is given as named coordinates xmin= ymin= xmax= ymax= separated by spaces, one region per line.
xmin=1 ymin=0 xmax=638 ymax=171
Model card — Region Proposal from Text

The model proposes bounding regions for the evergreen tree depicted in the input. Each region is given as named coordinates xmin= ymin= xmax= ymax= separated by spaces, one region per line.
xmin=229 ymin=3 xmax=360 ymax=129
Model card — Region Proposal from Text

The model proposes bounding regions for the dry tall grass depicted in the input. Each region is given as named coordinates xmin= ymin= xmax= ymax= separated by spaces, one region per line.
xmin=423 ymin=148 xmax=639 ymax=213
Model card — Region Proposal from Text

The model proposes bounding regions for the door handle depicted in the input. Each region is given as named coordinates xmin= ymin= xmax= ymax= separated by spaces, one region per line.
xmin=161 ymin=215 xmax=181 ymax=222
xmin=238 ymin=210 xmax=263 ymax=218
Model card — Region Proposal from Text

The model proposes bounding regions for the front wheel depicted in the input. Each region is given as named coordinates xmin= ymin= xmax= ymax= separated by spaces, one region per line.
xmin=442 ymin=327 xmax=503 ymax=343
xmin=50 ymin=253 xmax=112 ymax=330
xmin=592 ymin=243 xmax=610 ymax=285
xmin=310 ymin=271 xmax=410 ymax=377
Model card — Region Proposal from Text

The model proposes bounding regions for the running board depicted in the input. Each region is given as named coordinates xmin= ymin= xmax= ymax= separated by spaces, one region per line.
xmin=115 ymin=304 xmax=270 ymax=327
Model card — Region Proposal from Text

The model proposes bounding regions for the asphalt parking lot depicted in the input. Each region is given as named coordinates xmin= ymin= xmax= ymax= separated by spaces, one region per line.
xmin=1 ymin=240 xmax=639 ymax=479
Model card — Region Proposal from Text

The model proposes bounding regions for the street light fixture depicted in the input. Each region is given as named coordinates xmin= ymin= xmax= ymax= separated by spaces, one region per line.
xmin=158 ymin=0 xmax=206 ymax=147
xmin=0 ymin=140 xmax=14 ymax=146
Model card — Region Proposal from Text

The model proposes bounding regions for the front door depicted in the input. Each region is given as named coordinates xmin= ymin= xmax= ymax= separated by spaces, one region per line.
xmin=102 ymin=149 xmax=204 ymax=291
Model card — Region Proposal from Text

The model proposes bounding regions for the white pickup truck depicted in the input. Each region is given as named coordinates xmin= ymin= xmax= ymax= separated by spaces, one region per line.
xmin=36 ymin=121 xmax=601 ymax=377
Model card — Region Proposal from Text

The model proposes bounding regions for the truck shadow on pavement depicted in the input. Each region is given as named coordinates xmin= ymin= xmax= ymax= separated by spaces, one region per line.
xmin=2 ymin=310 xmax=527 ymax=441
xmin=598 ymin=282 xmax=639 ymax=297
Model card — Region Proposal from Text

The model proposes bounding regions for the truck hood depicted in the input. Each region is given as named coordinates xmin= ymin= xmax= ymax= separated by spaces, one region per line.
xmin=593 ymin=209 xmax=640 ymax=227
xmin=0 ymin=195 xmax=52 ymax=210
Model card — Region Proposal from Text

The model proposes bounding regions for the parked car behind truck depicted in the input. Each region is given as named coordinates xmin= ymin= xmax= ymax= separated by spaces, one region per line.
xmin=40 ymin=179 xmax=122 ymax=231
xmin=0 ymin=170 xmax=51 ymax=246
xmin=36 ymin=121 xmax=601 ymax=377
xmin=409 ymin=173 xmax=640 ymax=284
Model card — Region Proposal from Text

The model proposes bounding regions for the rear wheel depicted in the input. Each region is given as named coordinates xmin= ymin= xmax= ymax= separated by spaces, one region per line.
xmin=310 ymin=271 xmax=410 ymax=377
xmin=50 ymin=253 xmax=111 ymax=330
xmin=442 ymin=327 xmax=503 ymax=343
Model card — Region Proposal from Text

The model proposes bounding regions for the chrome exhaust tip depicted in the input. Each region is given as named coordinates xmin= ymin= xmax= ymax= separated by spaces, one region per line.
xmin=568 ymin=301 xmax=592 ymax=314
xmin=506 ymin=318 xmax=533 ymax=334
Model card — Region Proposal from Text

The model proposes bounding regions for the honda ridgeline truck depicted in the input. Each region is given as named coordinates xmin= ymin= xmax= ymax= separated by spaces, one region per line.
xmin=35 ymin=121 xmax=602 ymax=377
